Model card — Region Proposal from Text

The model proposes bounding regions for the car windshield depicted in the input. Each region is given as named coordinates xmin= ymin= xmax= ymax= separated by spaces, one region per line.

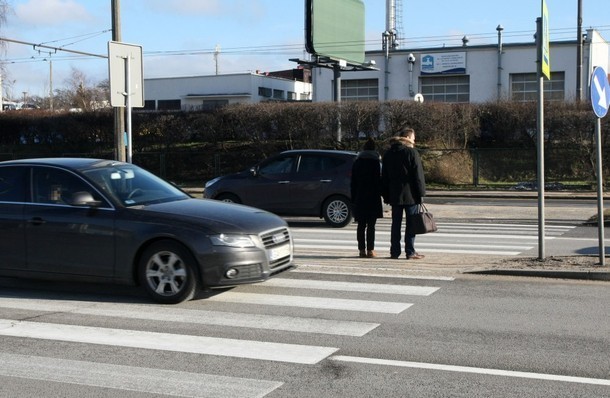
xmin=82 ymin=164 xmax=189 ymax=206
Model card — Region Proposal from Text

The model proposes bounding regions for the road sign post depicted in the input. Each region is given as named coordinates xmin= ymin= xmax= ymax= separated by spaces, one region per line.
xmin=536 ymin=4 xmax=549 ymax=260
xmin=590 ymin=66 xmax=610 ymax=266
xmin=108 ymin=41 xmax=144 ymax=163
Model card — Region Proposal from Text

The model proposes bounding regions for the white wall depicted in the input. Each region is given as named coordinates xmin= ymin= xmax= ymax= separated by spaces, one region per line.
xmin=144 ymin=73 xmax=312 ymax=109
xmin=311 ymin=30 xmax=609 ymax=103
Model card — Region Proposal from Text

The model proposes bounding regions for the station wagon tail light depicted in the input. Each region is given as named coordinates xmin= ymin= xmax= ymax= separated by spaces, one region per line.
xmin=210 ymin=234 xmax=256 ymax=248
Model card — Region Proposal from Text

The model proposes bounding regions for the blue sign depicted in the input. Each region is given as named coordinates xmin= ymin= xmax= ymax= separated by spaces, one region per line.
xmin=420 ymin=53 xmax=466 ymax=75
xmin=590 ymin=66 xmax=610 ymax=118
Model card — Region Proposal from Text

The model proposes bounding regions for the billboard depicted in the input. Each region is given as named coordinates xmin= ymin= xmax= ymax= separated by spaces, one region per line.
xmin=305 ymin=0 xmax=365 ymax=65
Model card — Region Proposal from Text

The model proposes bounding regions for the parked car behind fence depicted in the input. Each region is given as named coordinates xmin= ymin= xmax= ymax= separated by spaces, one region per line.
xmin=204 ymin=150 xmax=357 ymax=227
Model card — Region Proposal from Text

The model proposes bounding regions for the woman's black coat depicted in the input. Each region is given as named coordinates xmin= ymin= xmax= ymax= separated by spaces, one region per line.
xmin=350 ymin=150 xmax=383 ymax=221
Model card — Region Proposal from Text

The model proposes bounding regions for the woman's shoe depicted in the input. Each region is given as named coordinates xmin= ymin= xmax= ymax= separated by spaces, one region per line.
xmin=367 ymin=250 xmax=377 ymax=258
xmin=407 ymin=252 xmax=425 ymax=260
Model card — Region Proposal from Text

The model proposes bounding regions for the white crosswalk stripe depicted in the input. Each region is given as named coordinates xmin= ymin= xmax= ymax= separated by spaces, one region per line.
xmin=0 ymin=274 xmax=447 ymax=397
xmin=205 ymin=292 xmax=413 ymax=313
xmin=258 ymin=278 xmax=440 ymax=296
xmin=291 ymin=220 xmax=576 ymax=256
xmin=0 ymin=353 xmax=283 ymax=398
xmin=0 ymin=295 xmax=378 ymax=337
xmin=0 ymin=319 xmax=339 ymax=364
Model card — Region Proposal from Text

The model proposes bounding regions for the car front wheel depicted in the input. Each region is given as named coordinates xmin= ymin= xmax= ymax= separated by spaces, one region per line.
xmin=138 ymin=240 xmax=200 ymax=304
xmin=216 ymin=193 xmax=241 ymax=204
xmin=322 ymin=195 xmax=352 ymax=228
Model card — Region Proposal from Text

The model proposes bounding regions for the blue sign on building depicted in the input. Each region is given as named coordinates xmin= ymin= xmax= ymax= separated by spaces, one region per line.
xmin=420 ymin=53 xmax=466 ymax=75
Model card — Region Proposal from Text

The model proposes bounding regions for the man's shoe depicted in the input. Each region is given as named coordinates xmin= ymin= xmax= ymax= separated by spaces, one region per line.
xmin=366 ymin=250 xmax=377 ymax=258
xmin=359 ymin=250 xmax=367 ymax=258
xmin=407 ymin=253 xmax=425 ymax=260
xmin=390 ymin=255 xmax=400 ymax=259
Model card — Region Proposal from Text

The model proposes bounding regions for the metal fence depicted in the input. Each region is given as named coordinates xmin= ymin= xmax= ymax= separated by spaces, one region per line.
xmin=2 ymin=147 xmax=608 ymax=188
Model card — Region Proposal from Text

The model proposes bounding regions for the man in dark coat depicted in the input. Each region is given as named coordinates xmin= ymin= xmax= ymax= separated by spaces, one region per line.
xmin=381 ymin=128 xmax=426 ymax=259
xmin=351 ymin=138 xmax=383 ymax=258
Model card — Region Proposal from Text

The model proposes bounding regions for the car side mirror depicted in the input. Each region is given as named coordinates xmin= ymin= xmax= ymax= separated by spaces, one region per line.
xmin=70 ymin=191 xmax=102 ymax=207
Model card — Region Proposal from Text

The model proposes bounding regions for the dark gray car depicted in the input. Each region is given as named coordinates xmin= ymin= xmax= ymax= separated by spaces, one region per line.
xmin=204 ymin=150 xmax=357 ymax=227
xmin=0 ymin=158 xmax=293 ymax=304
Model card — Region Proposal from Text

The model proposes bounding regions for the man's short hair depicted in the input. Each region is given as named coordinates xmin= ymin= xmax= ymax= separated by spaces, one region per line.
xmin=399 ymin=128 xmax=415 ymax=137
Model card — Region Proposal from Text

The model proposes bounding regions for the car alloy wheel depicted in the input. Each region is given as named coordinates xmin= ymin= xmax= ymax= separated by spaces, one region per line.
xmin=139 ymin=241 xmax=199 ymax=304
xmin=323 ymin=195 xmax=352 ymax=228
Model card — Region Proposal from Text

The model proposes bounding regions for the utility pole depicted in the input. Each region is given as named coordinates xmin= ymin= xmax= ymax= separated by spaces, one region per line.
xmin=576 ymin=0 xmax=583 ymax=101
xmin=214 ymin=44 xmax=220 ymax=75
xmin=49 ymin=59 xmax=53 ymax=111
xmin=112 ymin=0 xmax=126 ymax=162
xmin=0 ymin=70 xmax=3 ymax=112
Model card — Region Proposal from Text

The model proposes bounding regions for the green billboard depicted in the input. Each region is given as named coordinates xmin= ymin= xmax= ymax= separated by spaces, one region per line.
xmin=305 ymin=0 xmax=365 ymax=65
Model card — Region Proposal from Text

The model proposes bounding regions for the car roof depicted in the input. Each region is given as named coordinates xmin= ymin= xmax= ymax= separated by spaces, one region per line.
xmin=279 ymin=149 xmax=357 ymax=157
xmin=0 ymin=157 xmax=125 ymax=171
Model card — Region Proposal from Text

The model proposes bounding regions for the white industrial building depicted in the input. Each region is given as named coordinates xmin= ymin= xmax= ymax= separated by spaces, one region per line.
xmin=311 ymin=28 xmax=609 ymax=104
xmin=143 ymin=71 xmax=312 ymax=111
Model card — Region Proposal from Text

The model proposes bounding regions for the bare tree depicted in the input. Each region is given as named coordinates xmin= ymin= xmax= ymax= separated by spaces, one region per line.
xmin=61 ymin=67 xmax=109 ymax=111
xmin=1 ymin=0 xmax=13 ymax=104
xmin=0 ymin=1 xmax=9 ymax=54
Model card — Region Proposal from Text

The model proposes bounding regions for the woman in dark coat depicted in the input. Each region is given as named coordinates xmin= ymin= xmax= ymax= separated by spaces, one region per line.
xmin=350 ymin=138 xmax=383 ymax=258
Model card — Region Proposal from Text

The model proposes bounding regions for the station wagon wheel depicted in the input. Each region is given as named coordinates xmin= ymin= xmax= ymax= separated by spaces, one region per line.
xmin=216 ymin=193 xmax=241 ymax=204
xmin=138 ymin=240 xmax=200 ymax=304
xmin=322 ymin=195 xmax=352 ymax=228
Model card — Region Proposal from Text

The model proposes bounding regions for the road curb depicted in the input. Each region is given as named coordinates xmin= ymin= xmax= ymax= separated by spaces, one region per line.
xmin=464 ymin=269 xmax=610 ymax=281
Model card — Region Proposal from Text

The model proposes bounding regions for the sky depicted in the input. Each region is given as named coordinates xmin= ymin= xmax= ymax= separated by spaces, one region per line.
xmin=1 ymin=0 xmax=609 ymax=100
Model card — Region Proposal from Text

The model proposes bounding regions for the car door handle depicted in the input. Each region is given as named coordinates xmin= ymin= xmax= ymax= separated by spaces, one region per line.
xmin=320 ymin=179 xmax=332 ymax=183
xmin=27 ymin=217 xmax=46 ymax=226
xmin=278 ymin=181 xmax=291 ymax=184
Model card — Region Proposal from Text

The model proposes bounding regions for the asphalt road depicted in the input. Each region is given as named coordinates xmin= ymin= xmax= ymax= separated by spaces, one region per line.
xmin=0 ymin=270 xmax=608 ymax=397
xmin=0 ymin=194 xmax=608 ymax=397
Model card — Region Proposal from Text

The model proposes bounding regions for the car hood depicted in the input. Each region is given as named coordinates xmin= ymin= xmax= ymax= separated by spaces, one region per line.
xmin=215 ymin=169 xmax=250 ymax=181
xmin=139 ymin=198 xmax=287 ymax=234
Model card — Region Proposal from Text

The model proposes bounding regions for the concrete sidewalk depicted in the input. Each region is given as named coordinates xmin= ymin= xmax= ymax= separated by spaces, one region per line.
xmin=188 ymin=188 xmax=610 ymax=281
xmin=295 ymin=191 xmax=610 ymax=281
xmin=292 ymin=250 xmax=610 ymax=282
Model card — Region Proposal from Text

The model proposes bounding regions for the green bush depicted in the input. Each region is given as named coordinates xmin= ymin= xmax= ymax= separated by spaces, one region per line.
xmin=1 ymin=100 xmax=609 ymax=187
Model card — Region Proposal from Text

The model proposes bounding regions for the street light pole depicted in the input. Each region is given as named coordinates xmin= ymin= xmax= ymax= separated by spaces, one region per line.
xmin=576 ymin=0 xmax=583 ymax=101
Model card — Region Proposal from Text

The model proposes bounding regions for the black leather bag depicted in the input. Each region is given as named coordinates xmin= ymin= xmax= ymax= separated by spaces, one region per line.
xmin=407 ymin=203 xmax=438 ymax=235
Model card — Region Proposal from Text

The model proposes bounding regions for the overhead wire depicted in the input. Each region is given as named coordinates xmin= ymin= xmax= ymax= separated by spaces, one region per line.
xmin=3 ymin=24 xmax=609 ymax=64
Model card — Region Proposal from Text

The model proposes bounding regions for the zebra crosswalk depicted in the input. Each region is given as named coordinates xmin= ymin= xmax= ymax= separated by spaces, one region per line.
xmin=0 ymin=273 xmax=448 ymax=397
xmin=291 ymin=219 xmax=576 ymax=256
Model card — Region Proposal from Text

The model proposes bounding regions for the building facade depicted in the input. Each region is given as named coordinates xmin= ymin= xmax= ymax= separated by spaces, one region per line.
xmin=144 ymin=70 xmax=312 ymax=111
xmin=311 ymin=29 xmax=609 ymax=104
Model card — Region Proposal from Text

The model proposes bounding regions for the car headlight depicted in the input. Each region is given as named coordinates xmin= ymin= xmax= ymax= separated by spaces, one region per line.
xmin=210 ymin=234 xmax=256 ymax=248
xmin=205 ymin=177 xmax=221 ymax=189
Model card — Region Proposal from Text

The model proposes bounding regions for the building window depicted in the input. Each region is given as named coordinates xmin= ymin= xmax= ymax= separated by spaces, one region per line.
xmin=339 ymin=79 xmax=379 ymax=101
xmin=258 ymin=87 xmax=272 ymax=98
xmin=421 ymin=75 xmax=470 ymax=103
xmin=157 ymin=100 xmax=181 ymax=110
xmin=143 ymin=100 xmax=156 ymax=110
xmin=199 ymin=100 xmax=229 ymax=111
xmin=511 ymin=72 xmax=565 ymax=102
xmin=273 ymin=89 xmax=284 ymax=100
xmin=288 ymin=91 xmax=297 ymax=101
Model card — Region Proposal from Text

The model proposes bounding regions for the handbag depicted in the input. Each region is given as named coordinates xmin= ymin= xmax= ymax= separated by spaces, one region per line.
xmin=407 ymin=203 xmax=438 ymax=235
